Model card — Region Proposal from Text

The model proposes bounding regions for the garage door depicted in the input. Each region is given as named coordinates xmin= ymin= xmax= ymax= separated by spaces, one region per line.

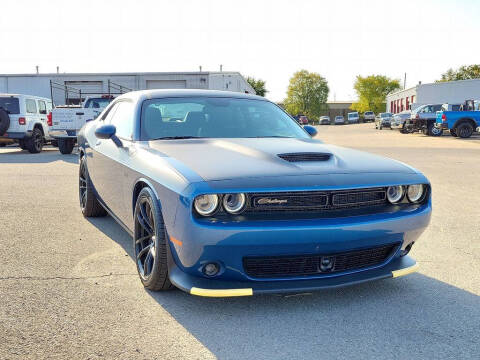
xmin=146 ymin=80 xmax=187 ymax=89
xmin=64 ymin=81 xmax=104 ymax=95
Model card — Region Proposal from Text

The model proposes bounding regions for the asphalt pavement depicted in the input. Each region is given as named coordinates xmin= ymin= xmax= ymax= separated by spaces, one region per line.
xmin=0 ymin=124 xmax=479 ymax=359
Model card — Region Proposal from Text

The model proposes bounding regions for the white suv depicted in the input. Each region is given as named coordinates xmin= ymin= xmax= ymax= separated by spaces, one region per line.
xmin=0 ymin=94 xmax=53 ymax=153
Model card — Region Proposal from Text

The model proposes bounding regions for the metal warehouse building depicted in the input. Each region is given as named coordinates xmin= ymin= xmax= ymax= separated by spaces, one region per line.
xmin=0 ymin=71 xmax=255 ymax=105
xmin=386 ymin=79 xmax=480 ymax=113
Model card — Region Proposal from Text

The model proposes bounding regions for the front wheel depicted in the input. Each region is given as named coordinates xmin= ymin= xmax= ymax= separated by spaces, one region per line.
xmin=58 ymin=138 xmax=75 ymax=154
xmin=134 ymin=187 xmax=173 ymax=291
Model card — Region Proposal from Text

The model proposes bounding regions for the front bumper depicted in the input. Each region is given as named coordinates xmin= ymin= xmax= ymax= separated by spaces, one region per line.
xmin=169 ymin=255 xmax=419 ymax=297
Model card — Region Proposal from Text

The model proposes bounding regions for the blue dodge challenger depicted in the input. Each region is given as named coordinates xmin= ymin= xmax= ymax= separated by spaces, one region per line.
xmin=78 ymin=90 xmax=431 ymax=297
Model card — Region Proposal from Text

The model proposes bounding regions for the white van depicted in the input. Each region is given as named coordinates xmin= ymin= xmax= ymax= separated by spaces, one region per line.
xmin=0 ymin=94 xmax=53 ymax=153
xmin=347 ymin=112 xmax=360 ymax=124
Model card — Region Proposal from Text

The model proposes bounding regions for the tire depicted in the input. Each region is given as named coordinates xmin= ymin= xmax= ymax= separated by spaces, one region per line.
xmin=51 ymin=140 xmax=58 ymax=147
xmin=58 ymin=138 xmax=75 ymax=154
xmin=0 ymin=109 xmax=10 ymax=135
xmin=450 ymin=129 xmax=458 ymax=137
xmin=427 ymin=123 xmax=443 ymax=136
xmin=25 ymin=127 xmax=43 ymax=153
xmin=456 ymin=122 xmax=474 ymax=138
xmin=133 ymin=187 xmax=173 ymax=291
xmin=79 ymin=156 xmax=107 ymax=217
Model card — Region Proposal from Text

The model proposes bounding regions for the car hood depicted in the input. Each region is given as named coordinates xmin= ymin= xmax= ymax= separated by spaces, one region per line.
xmin=146 ymin=138 xmax=418 ymax=183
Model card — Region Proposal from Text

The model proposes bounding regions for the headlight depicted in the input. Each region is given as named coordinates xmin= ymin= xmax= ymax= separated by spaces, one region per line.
xmin=407 ymin=184 xmax=424 ymax=203
xmin=222 ymin=193 xmax=246 ymax=214
xmin=194 ymin=194 xmax=219 ymax=216
xmin=387 ymin=186 xmax=404 ymax=203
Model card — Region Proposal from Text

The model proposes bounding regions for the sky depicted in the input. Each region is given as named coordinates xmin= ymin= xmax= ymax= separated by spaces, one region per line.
xmin=0 ymin=0 xmax=479 ymax=102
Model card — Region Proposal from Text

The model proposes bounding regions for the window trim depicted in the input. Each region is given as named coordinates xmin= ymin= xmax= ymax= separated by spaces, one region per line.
xmin=106 ymin=99 xmax=135 ymax=141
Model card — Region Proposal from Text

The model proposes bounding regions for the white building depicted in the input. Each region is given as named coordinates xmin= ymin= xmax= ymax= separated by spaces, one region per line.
xmin=0 ymin=71 xmax=255 ymax=105
xmin=386 ymin=79 xmax=480 ymax=113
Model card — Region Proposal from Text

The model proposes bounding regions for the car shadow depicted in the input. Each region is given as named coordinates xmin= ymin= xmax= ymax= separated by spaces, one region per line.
xmin=0 ymin=146 xmax=78 ymax=164
xmin=88 ymin=216 xmax=479 ymax=359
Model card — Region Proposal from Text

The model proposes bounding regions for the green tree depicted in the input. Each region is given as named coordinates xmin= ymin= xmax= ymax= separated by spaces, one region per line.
xmin=246 ymin=76 xmax=267 ymax=97
xmin=284 ymin=70 xmax=329 ymax=119
xmin=437 ymin=64 xmax=480 ymax=82
xmin=351 ymin=75 xmax=400 ymax=114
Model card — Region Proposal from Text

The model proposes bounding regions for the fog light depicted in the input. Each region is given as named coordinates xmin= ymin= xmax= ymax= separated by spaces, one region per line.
xmin=203 ymin=263 xmax=220 ymax=277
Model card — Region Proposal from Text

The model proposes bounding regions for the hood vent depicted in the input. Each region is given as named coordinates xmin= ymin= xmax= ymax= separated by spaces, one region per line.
xmin=278 ymin=152 xmax=332 ymax=162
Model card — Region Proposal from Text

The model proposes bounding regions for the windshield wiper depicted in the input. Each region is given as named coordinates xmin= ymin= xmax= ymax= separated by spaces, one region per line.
xmin=152 ymin=136 xmax=203 ymax=140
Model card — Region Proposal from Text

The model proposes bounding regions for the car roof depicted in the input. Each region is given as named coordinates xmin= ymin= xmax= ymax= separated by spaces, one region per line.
xmin=0 ymin=93 xmax=51 ymax=101
xmin=116 ymin=89 xmax=267 ymax=102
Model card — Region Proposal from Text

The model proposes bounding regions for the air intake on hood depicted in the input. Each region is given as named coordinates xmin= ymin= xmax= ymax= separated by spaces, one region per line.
xmin=278 ymin=152 xmax=332 ymax=162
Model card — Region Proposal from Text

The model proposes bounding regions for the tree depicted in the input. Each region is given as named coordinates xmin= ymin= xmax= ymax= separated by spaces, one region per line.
xmin=351 ymin=75 xmax=400 ymax=114
xmin=437 ymin=64 xmax=480 ymax=82
xmin=284 ymin=70 xmax=329 ymax=119
xmin=246 ymin=76 xmax=267 ymax=97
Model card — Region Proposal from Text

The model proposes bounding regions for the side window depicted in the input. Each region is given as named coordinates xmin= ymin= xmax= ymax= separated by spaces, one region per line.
xmin=26 ymin=99 xmax=37 ymax=114
xmin=109 ymin=101 xmax=134 ymax=139
xmin=38 ymin=100 xmax=47 ymax=114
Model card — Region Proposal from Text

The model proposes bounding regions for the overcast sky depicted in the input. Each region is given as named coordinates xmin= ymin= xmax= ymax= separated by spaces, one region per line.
xmin=1 ymin=0 xmax=478 ymax=102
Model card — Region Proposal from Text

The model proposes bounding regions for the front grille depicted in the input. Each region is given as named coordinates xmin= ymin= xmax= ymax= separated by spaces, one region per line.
xmin=243 ymin=244 xmax=398 ymax=278
xmin=247 ymin=188 xmax=387 ymax=212
xmin=278 ymin=152 xmax=332 ymax=162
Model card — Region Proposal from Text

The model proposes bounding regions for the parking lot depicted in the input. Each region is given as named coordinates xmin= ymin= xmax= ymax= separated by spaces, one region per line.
xmin=1 ymin=123 xmax=479 ymax=359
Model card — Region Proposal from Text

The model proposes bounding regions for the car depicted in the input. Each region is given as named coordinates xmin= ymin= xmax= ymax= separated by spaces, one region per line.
xmin=0 ymin=94 xmax=53 ymax=153
xmin=363 ymin=111 xmax=375 ymax=122
xmin=50 ymin=95 xmax=116 ymax=154
xmin=319 ymin=116 xmax=331 ymax=125
xmin=375 ymin=112 xmax=393 ymax=129
xmin=334 ymin=115 xmax=345 ymax=125
xmin=78 ymin=89 xmax=431 ymax=297
xmin=436 ymin=100 xmax=480 ymax=138
xmin=407 ymin=104 xmax=444 ymax=136
xmin=390 ymin=111 xmax=412 ymax=133
xmin=347 ymin=112 xmax=359 ymax=124
xmin=298 ymin=115 xmax=309 ymax=125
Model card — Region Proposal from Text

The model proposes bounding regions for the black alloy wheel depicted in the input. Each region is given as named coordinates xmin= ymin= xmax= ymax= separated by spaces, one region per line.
xmin=25 ymin=128 xmax=43 ymax=153
xmin=133 ymin=187 xmax=172 ymax=291
xmin=456 ymin=122 xmax=474 ymax=138
xmin=78 ymin=157 xmax=107 ymax=217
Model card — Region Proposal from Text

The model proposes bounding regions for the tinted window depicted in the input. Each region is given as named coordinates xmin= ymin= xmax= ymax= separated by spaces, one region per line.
xmin=432 ymin=105 xmax=442 ymax=112
xmin=452 ymin=105 xmax=460 ymax=111
xmin=0 ymin=97 xmax=20 ymax=114
xmin=140 ymin=97 xmax=308 ymax=140
xmin=26 ymin=99 xmax=37 ymax=113
xmin=109 ymin=101 xmax=134 ymax=139
xmin=38 ymin=100 xmax=47 ymax=114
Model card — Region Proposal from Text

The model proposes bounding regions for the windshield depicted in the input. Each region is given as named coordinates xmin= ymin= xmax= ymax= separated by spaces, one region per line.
xmin=348 ymin=113 xmax=357 ymax=118
xmin=364 ymin=111 xmax=373 ymax=115
xmin=381 ymin=113 xmax=392 ymax=118
xmin=140 ymin=97 xmax=309 ymax=140
xmin=0 ymin=97 xmax=20 ymax=114
xmin=84 ymin=98 xmax=113 ymax=109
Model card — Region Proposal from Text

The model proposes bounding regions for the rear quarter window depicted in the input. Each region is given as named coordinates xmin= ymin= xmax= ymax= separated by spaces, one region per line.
xmin=26 ymin=99 xmax=37 ymax=113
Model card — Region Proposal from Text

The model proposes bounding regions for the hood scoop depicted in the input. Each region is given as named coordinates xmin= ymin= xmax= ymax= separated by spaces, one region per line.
xmin=278 ymin=152 xmax=332 ymax=162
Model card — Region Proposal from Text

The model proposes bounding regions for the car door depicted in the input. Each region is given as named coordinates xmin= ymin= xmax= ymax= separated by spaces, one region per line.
xmin=90 ymin=100 xmax=136 ymax=226
xmin=37 ymin=100 xmax=49 ymax=137
xmin=25 ymin=98 xmax=39 ymax=132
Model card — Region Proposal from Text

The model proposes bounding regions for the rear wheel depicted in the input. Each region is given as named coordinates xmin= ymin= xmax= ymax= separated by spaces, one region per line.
xmin=134 ymin=187 xmax=173 ymax=291
xmin=25 ymin=128 xmax=43 ymax=153
xmin=427 ymin=123 xmax=443 ymax=136
xmin=79 ymin=157 xmax=107 ymax=217
xmin=58 ymin=138 xmax=75 ymax=154
xmin=456 ymin=122 xmax=474 ymax=138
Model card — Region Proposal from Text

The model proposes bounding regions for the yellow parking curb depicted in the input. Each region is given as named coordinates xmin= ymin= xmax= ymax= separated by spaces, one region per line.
xmin=190 ymin=287 xmax=253 ymax=297
xmin=392 ymin=263 xmax=419 ymax=278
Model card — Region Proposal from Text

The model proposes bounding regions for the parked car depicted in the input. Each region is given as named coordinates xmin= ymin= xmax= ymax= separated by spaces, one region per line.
xmin=406 ymin=104 xmax=444 ymax=136
xmin=334 ymin=115 xmax=345 ymax=125
xmin=347 ymin=112 xmax=359 ymax=124
xmin=78 ymin=89 xmax=431 ymax=296
xmin=375 ymin=112 xmax=393 ymax=129
xmin=391 ymin=111 xmax=412 ymax=133
xmin=50 ymin=95 xmax=115 ymax=154
xmin=435 ymin=100 xmax=480 ymax=138
xmin=319 ymin=116 xmax=331 ymax=125
xmin=0 ymin=94 xmax=53 ymax=153
xmin=363 ymin=111 xmax=375 ymax=122
xmin=298 ymin=115 xmax=309 ymax=125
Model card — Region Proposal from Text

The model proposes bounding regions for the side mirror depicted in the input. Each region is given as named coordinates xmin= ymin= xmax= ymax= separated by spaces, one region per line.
xmin=95 ymin=124 xmax=116 ymax=139
xmin=303 ymin=125 xmax=318 ymax=137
